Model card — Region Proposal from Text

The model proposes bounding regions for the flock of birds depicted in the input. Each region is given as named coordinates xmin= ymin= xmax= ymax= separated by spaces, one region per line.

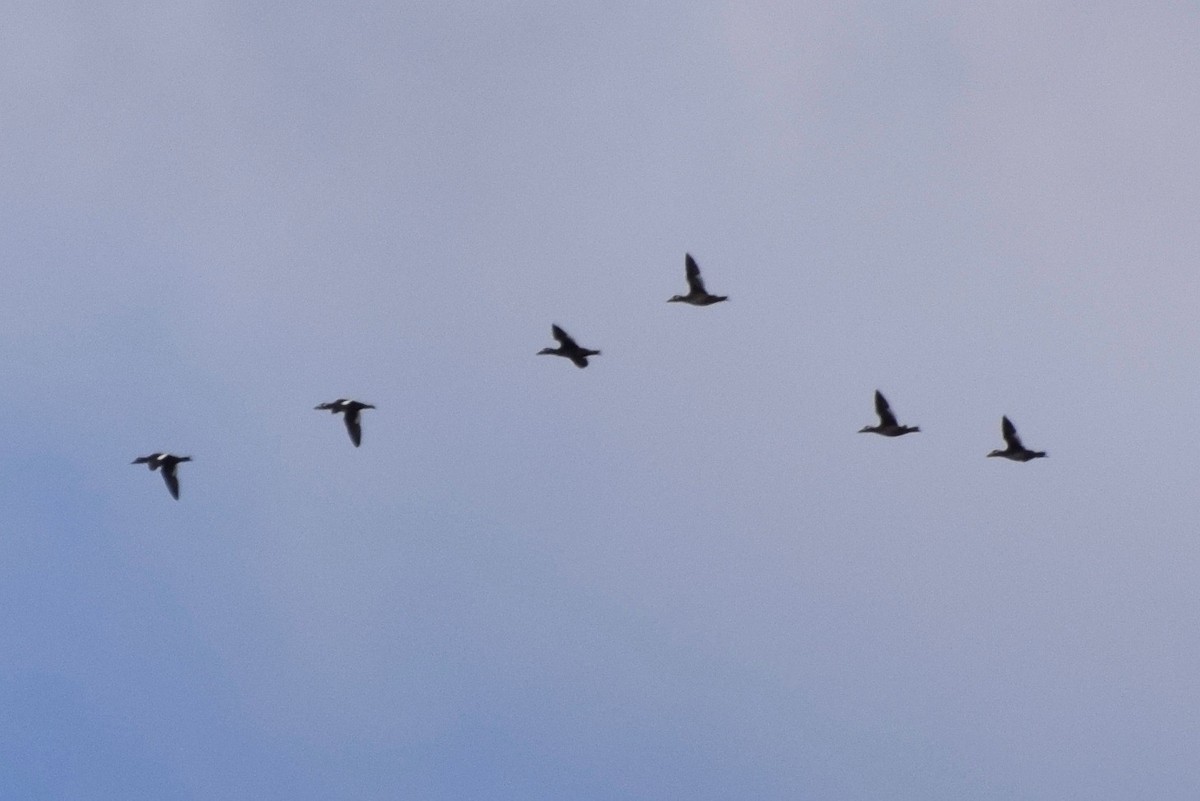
xmin=131 ymin=254 xmax=1047 ymax=500
xmin=857 ymin=390 xmax=1047 ymax=462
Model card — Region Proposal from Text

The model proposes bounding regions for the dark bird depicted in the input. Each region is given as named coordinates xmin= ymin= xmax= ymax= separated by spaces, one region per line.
xmin=315 ymin=399 xmax=375 ymax=447
xmin=859 ymin=390 xmax=920 ymax=436
xmin=668 ymin=254 xmax=728 ymax=306
xmin=538 ymin=324 xmax=600 ymax=368
xmin=987 ymin=416 xmax=1047 ymax=461
xmin=131 ymin=452 xmax=192 ymax=500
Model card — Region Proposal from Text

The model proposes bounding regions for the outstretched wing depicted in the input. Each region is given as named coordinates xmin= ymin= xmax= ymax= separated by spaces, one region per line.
xmin=161 ymin=467 xmax=181 ymax=500
xmin=552 ymin=324 xmax=579 ymax=349
xmin=344 ymin=409 xmax=363 ymax=447
xmin=874 ymin=390 xmax=899 ymax=428
xmin=1001 ymin=416 xmax=1024 ymax=450
xmin=685 ymin=254 xmax=707 ymax=295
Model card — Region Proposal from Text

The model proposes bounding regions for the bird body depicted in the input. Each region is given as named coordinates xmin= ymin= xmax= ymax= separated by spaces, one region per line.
xmin=538 ymin=324 xmax=600 ymax=368
xmin=131 ymin=452 xmax=192 ymax=500
xmin=859 ymin=390 xmax=920 ymax=436
xmin=315 ymin=399 xmax=375 ymax=447
xmin=668 ymin=254 xmax=727 ymax=306
xmin=987 ymin=416 xmax=1046 ymax=461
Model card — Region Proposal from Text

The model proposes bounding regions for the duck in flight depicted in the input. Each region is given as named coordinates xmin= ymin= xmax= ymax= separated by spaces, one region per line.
xmin=859 ymin=390 xmax=920 ymax=437
xmin=315 ymin=399 xmax=375 ymax=447
xmin=538 ymin=324 xmax=600 ymax=368
xmin=131 ymin=452 xmax=192 ymax=500
xmin=987 ymin=416 xmax=1046 ymax=461
xmin=668 ymin=254 xmax=727 ymax=306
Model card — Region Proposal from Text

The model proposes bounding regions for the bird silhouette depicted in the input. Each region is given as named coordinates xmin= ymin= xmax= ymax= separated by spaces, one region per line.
xmin=315 ymin=399 xmax=375 ymax=447
xmin=131 ymin=453 xmax=192 ymax=500
xmin=859 ymin=390 xmax=920 ymax=437
xmin=668 ymin=254 xmax=728 ymax=306
xmin=987 ymin=416 xmax=1047 ymax=461
xmin=537 ymin=324 xmax=600 ymax=368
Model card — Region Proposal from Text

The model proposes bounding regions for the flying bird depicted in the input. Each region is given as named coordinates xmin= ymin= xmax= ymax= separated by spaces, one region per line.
xmin=538 ymin=324 xmax=600 ymax=368
xmin=859 ymin=390 xmax=920 ymax=437
xmin=131 ymin=452 xmax=192 ymax=500
xmin=987 ymin=416 xmax=1047 ymax=461
xmin=315 ymin=399 xmax=375 ymax=447
xmin=668 ymin=253 xmax=728 ymax=306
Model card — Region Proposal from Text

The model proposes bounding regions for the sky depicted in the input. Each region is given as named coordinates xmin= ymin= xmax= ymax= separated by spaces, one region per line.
xmin=2 ymin=1 xmax=1199 ymax=798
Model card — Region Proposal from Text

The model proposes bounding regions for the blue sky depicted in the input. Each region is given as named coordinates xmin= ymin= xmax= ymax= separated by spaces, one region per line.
xmin=3 ymin=2 xmax=1200 ymax=798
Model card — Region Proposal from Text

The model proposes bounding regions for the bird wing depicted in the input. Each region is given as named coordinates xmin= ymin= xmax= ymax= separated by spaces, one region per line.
xmin=344 ymin=409 xmax=363 ymax=447
xmin=685 ymin=254 xmax=707 ymax=294
xmin=570 ymin=354 xmax=589 ymax=369
xmin=874 ymin=391 xmax=899 ymax=428
xmin=161 ymin=466 xmax=181 ymax=500
xmin=552 ymin=325 xmax=579 ymax=349
xmin=1001 ymin=416 xmax=1024 ymax=450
